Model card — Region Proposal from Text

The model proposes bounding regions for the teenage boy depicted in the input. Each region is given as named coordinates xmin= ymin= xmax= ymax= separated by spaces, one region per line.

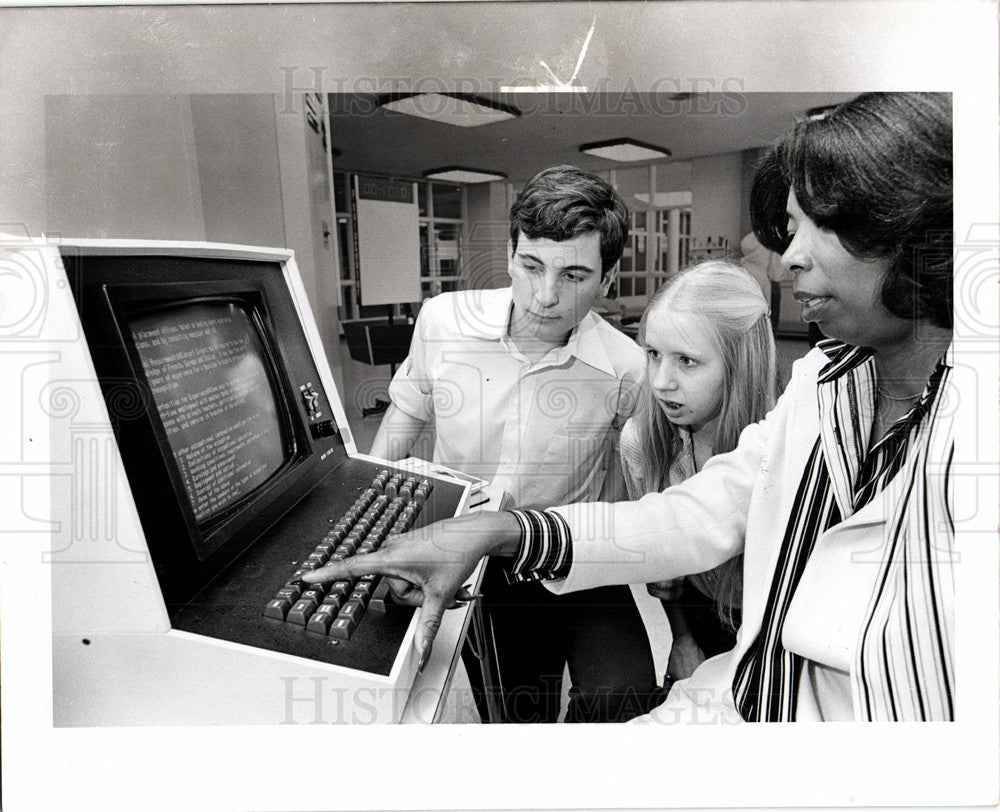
xmin=370 ymin=165 xmax=660 ymax=723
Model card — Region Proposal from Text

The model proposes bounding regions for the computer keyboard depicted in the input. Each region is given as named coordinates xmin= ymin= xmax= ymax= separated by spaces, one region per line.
xmin=263 ymin=470 xmax=432 ymax=641
xmin=167 ymin=456 xmax=467 ymax=679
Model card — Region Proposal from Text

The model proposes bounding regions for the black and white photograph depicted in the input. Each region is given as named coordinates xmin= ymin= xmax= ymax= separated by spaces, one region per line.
xmin=0 ymin=2 xmax=997 ymax=811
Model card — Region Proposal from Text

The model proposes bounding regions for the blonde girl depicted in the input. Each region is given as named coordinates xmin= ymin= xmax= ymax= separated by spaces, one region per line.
xmin=621 ymin=260 xmax=780 ymax=683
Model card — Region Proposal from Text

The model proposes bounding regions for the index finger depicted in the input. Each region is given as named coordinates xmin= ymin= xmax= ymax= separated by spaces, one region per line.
xmin=302 ymin=551 xmax=387 ymax=584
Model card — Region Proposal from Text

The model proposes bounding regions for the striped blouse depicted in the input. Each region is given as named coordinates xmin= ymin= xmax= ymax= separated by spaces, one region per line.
xmin=507 ymin=340 xmax=954 ymax=721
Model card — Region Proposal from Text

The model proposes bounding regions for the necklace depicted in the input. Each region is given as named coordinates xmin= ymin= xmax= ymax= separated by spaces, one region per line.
xmin=876 ymin=384 xmax=924 ymax=403
xmin=874 ymin=387 xmax=921 ymax=439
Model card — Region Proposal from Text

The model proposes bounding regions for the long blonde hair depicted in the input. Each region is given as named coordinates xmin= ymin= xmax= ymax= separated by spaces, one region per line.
xmin=635 ymin=260 xmax=780 ymax=627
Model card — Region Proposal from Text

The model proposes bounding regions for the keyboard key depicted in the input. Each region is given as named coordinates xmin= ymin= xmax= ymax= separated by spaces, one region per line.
xmin=275 ymin=587 xmax=301 ymax=604
xmin=328 ymin=581 xmax=352 ymax=598
xmin=286 ymin=599 xmax=317 ymax=626
xmin=369 ymin=579 xmax=399 ymax=614
xmin=338 ymin=599 xmax=365 ymax=623
xmin=386 ymin=473 xmax=405 ymax=498
xmin=313 ymin=541 xmax=336 ymax=556
xmin=372 ymin=470 xmax=390 ymax=493
xmin=329 ymin=616 xmax=356 ymax=640
xmin=322 ymin=593 xmax=345 ymax=611
xmin=399 ymin=477 xmax=417 ymax=499
xmin=301 ymin=587 xmax=326 ymax=604
xmin=264 ymin=598 xmax=290 ymax=620
xmin=306 ymin=606 xmax=337 ymax=634
xmin=352 ymin=580 xmax=376 ymax=600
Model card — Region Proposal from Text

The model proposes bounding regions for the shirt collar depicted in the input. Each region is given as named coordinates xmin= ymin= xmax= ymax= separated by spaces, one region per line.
xmin=481 ymin=287 xmax=617 ymax=377
xmin=562 ymin=311 xmax=618 ymax=377
xmin=816 ymin=339 xmax=874 ymax=383
xmin=459 ymin=287 xmax=515 ymax=340
xmin=816 ymin=337 xmax=954 ymax=385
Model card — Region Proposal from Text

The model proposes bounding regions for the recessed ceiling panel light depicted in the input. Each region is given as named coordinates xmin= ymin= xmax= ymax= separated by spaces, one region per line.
xmin=423 ymin=167 xmax=508 ymax=184
xmin=380 ymin=93 xmax=519 ymax=128
xmin=579 ymin=138 xmax=672 ymax=162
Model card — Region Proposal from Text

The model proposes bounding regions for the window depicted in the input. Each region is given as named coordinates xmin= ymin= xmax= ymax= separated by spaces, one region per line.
xmin=609 ymin=166 xmax=692 ymax=314
xmin=420 ymin=185 xmax=464 ymax=298
xmin=333 ymin=172 xmax=467 ymax=318
xmin=617 ymin=207 xmax=691 ymax=300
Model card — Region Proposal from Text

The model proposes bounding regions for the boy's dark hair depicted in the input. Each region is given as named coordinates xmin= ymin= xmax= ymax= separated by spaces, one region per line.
xmin=750 ymin=92 xmax=953 ymax=328
xmin=509 ymin=165 xmax=630 ymax=276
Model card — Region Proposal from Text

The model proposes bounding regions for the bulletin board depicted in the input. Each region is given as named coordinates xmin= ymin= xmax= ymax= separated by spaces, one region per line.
xmin=353 ymin=176 xmax=422 ymax=306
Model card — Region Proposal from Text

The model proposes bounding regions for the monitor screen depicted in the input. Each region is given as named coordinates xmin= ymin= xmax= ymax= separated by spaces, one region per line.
xmin=129 ymin=300 xmax=289 ymax=530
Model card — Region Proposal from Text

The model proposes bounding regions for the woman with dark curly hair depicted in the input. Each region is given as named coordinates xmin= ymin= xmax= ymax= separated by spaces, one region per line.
xmin=306 ymin=92 xmax=957 ymax=722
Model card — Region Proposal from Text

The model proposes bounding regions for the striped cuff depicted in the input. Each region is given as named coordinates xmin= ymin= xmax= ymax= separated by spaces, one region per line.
xmin=506 ymin=509 xmax=573 ymax=583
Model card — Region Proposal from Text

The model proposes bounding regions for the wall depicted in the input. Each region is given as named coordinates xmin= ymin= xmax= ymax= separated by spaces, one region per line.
xmin=28 ymin=91 xmax=343 ymax=390
xmin=273 ymin=93 xmax=344 ymax=394
xmin=463 ymin=180 xmax=510 ymax=289
xmin=739 ymin=147 xmax=765 ymax=240
xmin=690 ymin=151 xmax=744 ymax=255
xmin=45 ymin=95 xmax=206 ymax=240
xmin=190 ymin=94 xmax=286 ymax=248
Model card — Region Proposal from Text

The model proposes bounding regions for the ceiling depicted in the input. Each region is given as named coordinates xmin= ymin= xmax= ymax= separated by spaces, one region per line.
xmin=328 ymin=91 xmax=856 ymax=184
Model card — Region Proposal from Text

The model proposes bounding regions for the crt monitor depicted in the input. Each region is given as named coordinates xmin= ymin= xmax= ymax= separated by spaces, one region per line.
xmin=66 ymin=251 xmax=345 ymax=610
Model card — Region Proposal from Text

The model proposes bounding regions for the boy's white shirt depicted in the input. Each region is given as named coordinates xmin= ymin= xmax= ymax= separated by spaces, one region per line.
xmin=387 ymin=287 xmax=645 ymax=509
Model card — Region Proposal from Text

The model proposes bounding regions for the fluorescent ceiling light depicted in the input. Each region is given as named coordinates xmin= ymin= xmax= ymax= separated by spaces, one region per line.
xmin=380 ymin=93 xmax=518 ymax=128
xmin=580 ymin=138 xmax=672 ymax=162
xmin=423 ymin=167 xmax=508 ymax=184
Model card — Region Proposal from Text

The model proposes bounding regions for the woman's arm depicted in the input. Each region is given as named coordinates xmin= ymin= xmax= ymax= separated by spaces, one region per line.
xmin=547 ymin=420 xmax=769 ymax=593
xmin=303 ymin=511 xmax=523 ymax=670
